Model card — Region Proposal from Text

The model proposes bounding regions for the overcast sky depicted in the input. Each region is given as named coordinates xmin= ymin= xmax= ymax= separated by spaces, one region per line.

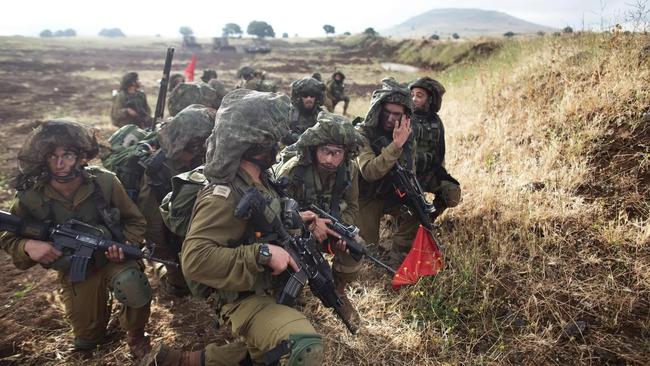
xmin=0 ymin=0 xmax=635 ymax=37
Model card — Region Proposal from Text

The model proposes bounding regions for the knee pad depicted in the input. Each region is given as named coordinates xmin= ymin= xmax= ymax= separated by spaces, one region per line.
xmin=285 ymin=333 xmax=323 ymax=366
xmin=112 ymin=266 xmax=152 ymax=308
xmin=444 ymin=185 xmax=462 ymax=207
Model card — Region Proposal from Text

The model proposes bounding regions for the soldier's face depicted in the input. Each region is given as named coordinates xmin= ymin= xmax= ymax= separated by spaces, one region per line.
xmin=316 ymin=144 xmax=345 ymax=172
xmin=301 ymin=95 xmax=316 ymax=110
xmin=46 ymin=147 xmax=78 ymax=177
xmin=381 ymin=103 xmax=406 ymax=131
xmin=411 ymin=87 xmax=430 ymax=112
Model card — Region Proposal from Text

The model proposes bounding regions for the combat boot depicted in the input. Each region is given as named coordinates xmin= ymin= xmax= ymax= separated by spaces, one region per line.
xmin=333 ymin=271 xmax=360 ymax=333
xmin=140 ymin=344 xmax=204 ymax=366
xmin=127 ymin=328 xmax=152 ymax=360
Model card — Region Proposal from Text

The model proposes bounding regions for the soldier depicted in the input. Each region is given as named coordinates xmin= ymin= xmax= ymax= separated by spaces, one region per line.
xmin=168 ymin=73 xmax=185 ymax=92
xmin=326 ymin=71 xmax=350 ymax=116
xmin=167 ymin=82 xmax=224 ymax=116
xmin=236 ymin=66 xmax=278 ymax=92
xmin=200 ymin=69 xmax=218 ymax=83
xmin=409 ymin=77 xmax=461 ymax=221
xmin=282 ymin=77 xmax=326 ymax=145
xmin=276 ymin=112 xmax=366 ymax=331
xmin=144 ymin=89 xmax=327 ymax=365
xmin=136 ymin=105 xmax=215 ymax=297
xmin=0 ymin=120 xmax=152 ymax=359
xmin=111 ymin=72 xmax=153 ymax=128
xmin=355 ymin=78 xmax=419 ymax=267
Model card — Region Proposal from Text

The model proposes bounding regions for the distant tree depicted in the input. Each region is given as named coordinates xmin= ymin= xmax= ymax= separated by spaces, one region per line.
xmin=323 ymin=24 xmax=335 ymax=36
xmin=452 ymin=32 xmax=460 ymax=39
xmin=343 ymin=31 xmax=351 ymax=36
xmin=430 ymin=34 xmax=440 ymax=40
xmin=247 ymin=21 xmax=275 ymax=38
xmin=563 ymin=26 xmax=574 ymax=33
xmin=363 ymin=27 xmax=378 ymax=36
xmin=503 ymin=31 xmax=515 ymax=38
xmin=536 ymin=31 xmax=545 ymax=37
xmin=99 ymin=28 xmax=125 ymax=37
xmin=40 ymin=29 xmax=53 ymax=38
xmin=222 ymin=23 xmax=242 ymax=38
xmin=179 ymin=26 xmax=194 ymax=37
xmin=282 ymin=32 xmax=289 ymax=38
xmin=62 ymin=28 xmax=77 ymax=37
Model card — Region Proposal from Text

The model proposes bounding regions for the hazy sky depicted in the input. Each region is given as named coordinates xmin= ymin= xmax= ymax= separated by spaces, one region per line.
xmin=1 ymin=0 xmax=634 ymax=37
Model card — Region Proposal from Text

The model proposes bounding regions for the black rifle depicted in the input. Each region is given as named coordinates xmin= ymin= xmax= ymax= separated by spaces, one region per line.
xmin=234 ymin=187 xmax=357 ymax=334
xmin=307 ymin=204 xmax=395 ymax=274
xmin=152 ymin=47 xmax=174 ymax=131
xmin=389 ymin=160 xmax=437 ymax=231
xmin=0 ymin=211 xmax=178 ymax=283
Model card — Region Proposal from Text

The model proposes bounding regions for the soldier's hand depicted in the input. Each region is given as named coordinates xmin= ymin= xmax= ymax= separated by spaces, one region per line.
xmin=393 ymin=115 xmax=411 ymax=148
xmin=105 ymin=244 xmax=126 ymax=263
xmin=310 ymin=217 xmax=341 ymax=243
xmin=24 ymin=239 xmax=62 ymax=264
xmin=126 ymin=108 xmax=138 ymax=117
xmin=267 ymin=245 xmax=300 ymax=275
xmin=299 ymin=210 xmax=317 ymax=223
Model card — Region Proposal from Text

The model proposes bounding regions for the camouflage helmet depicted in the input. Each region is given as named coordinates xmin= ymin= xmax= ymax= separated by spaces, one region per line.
xmin=358 ymin=77 xmax=413 ymax=129
xmin=332 ymin=71 xmax=345 ymax=81
xmin=408 ymin=77 xmax=446 ymax=113
xmin=120 ymin=72 xmax=139 ymax=91
xmin=169 ymin=73 xmax=185 ymax=92
xmin=168 ymin=82 xmax=221 ymax=116
xmin=18 ymin=119 xmax=99 ymax=178
xmin=200 ymin=69 xmax=218 ymax=83
xmin=158 ymin=104 xmax=216 ymax=161
xmin=311 ymin=72 xmax=322 ymax=81
xmin=295 ymin=111 xmax=365 ymax=161
xmin=237 ymin=66 xmax=256 ymax=79
xmin=204 ymin=89 xmax=291 ymax=184
xmin=290 ymin=77 xmax=326 ymax=108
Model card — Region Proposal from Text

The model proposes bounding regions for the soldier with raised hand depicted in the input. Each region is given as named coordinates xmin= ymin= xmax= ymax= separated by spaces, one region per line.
xmin=136 ymin=105 xmax=215 ymax=297
xmin=111 ymin=72 xmax=153 ymax=128
xmin=409 ymin=77 xmax=461 ymax=221
xmin=276 ymin=111 xmax=366 ymax=331
xmin=282 ymin=76 xmax=327 ymax=145
xmin=355 ymin=77 xmax=421 ymax=267
xmin=326 ymin=71 xmax=350 ymax=115
xmin=0 ymin=120 xmax=152 ymax=359
xmin=143 ymin=89 xmax=326 ymax=366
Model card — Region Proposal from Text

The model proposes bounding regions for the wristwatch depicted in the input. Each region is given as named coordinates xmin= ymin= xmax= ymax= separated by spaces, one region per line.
xmin=257 ymin=244 xmax=272 ymax=266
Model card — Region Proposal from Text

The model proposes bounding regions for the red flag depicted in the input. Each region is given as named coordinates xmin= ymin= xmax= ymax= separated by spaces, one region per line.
xmin=391 ymin=225 xmax=444 ymax=290
xmin=184 ymin=54 xmax=197 ymax=81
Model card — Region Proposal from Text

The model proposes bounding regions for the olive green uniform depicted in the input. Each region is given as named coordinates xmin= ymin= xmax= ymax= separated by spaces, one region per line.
xmin=326 ymin=74 xmax=349 ymax=114
xmin=110 ymin=90 xmax=152 ymax=128
xmin=182 ymin=169 xmax=319 ymax=365
xmin=0 ymin=167 xmax=150 ymax=347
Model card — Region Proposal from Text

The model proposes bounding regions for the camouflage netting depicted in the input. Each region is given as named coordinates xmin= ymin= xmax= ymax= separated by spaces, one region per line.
xmin=408 ymin=76 xmax=446 ymax=113
xmin=237 ymin=66 xmax=256 ymax=79
xmin=158 ymin=104 xmax=216 ymax=161
xmin=294 ymin=112 xmax=365 ymax=162
xmin=168 ymin=82 xmax=222 ymax=116
xmin=204 ymin=89 xmax=291 ymax=184
xmin=331 ymin=71 xmax=345 ymax=81
xmin=120 ymin=71 xmax=138 ymax=91
xmin=18 ymin=119 xmax=99 ymax=177
xmin=358 ymin=77 xmax=413 ymax=129
xmin=291 ymin=77 xmax=326 ymax=107
xmin=200 ymin=69 xmax=218 ymax=83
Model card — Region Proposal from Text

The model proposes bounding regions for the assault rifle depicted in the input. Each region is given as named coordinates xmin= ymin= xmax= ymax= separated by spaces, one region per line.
xmin=389 ymin=160 xmax=437 ymax=232
xmin=0 ymin=211 xmax=178 ymax=283
xmin=234 ymin=187 xmax=357 ymax=334
xmin=152 ymin=47 xmax=174 ymax=131
xmin=307 ymin=204 xmax=395 ymax=274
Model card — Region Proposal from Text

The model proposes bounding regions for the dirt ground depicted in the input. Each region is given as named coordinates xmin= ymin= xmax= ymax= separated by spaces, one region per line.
xmin=0 ymin=36 xmax=410 ymax=366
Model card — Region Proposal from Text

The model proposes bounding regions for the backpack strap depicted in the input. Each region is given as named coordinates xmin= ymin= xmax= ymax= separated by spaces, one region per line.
xmin=90 ymin=174 xmax=126 ymax=243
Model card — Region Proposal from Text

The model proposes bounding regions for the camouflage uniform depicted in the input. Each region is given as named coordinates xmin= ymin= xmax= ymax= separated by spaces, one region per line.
xmin=355 ymin=78 xmax=420 ymax=259
xmin=326 ymin=71 xmax=350 ymax=115
xmin=0 ymin=120 xmax=151 ymax=353
xmin=167 ymin=82 xmax=223 ymax=116
xmin=282 ymin=77 xmax=326 ymax=145
xmin=110 ymin=72 xmax=152 ymax=128
xmin=136 ymin=105 xmax=215 ymax=296
xmin=180 ymin=90 xmax=323 ymax=365
xmin=408 ymin=77 xmax=461 ymax=219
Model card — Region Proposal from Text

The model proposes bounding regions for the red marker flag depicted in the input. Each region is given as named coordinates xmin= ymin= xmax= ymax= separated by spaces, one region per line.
xmin=184 ymin=54 xmax=197 ymax=81
xmin=391 ymin=225 xmax=444 ymax=290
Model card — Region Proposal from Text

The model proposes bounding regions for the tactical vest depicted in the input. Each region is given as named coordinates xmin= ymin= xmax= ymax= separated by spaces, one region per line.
xmin=289 ymin=162 xmax=351 ymax=219
xmin=159 ymin=165 xmax=207 ymax=238
xmin=289 ymin=108 xmax=319 ymax=136
xmin=411 ymin=112 xmax=445 ymax=175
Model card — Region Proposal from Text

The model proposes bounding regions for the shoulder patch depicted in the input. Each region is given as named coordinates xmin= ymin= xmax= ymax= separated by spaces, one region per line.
xmin=212 ymin=185 xmax=232 ymax=199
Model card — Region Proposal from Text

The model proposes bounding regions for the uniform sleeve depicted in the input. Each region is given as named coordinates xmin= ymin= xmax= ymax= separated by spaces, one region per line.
xmin=0 ymin=199 xmax=37 ymax=270
xmin=110 ymin=175 xmax=146 ymax=244
xmin=110 ymin=93 xmax=130 ymax=126
xmin=181 ymin=189 xmax=264 ymax=291
xmin=341 ymin=164 xmax=359 ymax=224
xmin=355 ymin=136 xmax=403 ymax=182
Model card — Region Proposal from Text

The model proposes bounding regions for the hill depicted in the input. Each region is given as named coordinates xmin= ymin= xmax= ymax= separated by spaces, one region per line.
xmin=383 ymin=8 xmax=557 ymax=38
